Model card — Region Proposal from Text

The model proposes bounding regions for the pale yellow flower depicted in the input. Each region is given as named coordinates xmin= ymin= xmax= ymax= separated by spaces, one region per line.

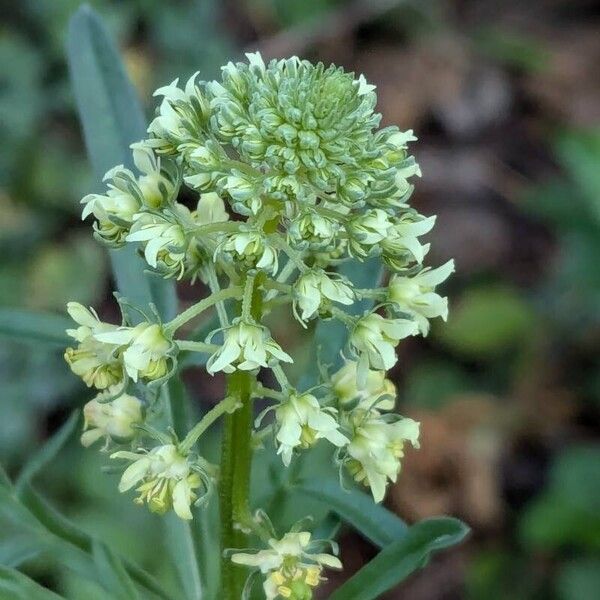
xmin=231 ymin=531 xmax=342 ymax=600
xmin=112 ymin=444 xmax=203 ymax=520
xmin=81 ymin=387 xmax=143 ymax=447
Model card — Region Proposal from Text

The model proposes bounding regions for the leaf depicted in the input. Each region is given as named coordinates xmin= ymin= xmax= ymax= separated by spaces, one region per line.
xmin=0 ymin=309 xmax=72 ymax=346
xmin=294 ymin=479 xmax=406 ymax=548
xmin=67 ymin=5 xmax=176 ymax=320
xmin=0 ymin=566 xmax=65 ymax=599
xmin=0 ymin=533 xmax=42 ymax=568
xmin=162 ymin=380 xmax=208 ymax=600
xmin=328 ymin=517 xmax=470 ymax=600
xmin=17 ymin=484 xmax=172 ymax=600
xmin=92 ymin=541 xmax=140 ymax=600
xmin=16 ymin=411 xmax=80 ymax=494
xmin=67 ymin=8 xmax=192 ymax=596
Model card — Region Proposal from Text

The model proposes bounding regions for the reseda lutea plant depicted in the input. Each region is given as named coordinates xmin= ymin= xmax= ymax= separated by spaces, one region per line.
xmin=64 ymin=53 xmax=453 ymax=599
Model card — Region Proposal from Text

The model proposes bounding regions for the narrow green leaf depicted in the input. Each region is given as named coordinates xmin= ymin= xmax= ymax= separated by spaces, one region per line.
xmin=0 ymin=566 xmax=65 ymax=599
xmin=164 ymin=515 xmax=204 ymax=600
xmin=294 ymin=479 xmax=406 ymax=548
xmin=16 ymin=411 xmax=80 ymax=494
xmin=17 ymin=485 xmax=172 ymax=600
xmin=0 ymin=309 xmax=71 ymax=346
xmin=328 ymin=517 xmax=470 ymax=600
xmin=163 ymin=381 xmax=206 ymax=600
xmin=67 ymin=5 xmax=176 ymax=319
xmin=92 ymin=541 xmax=140 ymax=600
xmin=0 ymin=464 xmax=11 ymax=488
xmin=0 ymin=534 xmax=42 ymax=568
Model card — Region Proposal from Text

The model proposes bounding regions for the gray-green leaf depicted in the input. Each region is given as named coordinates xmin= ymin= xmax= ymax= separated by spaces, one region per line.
xmin=328 ymin=517 xmax=470 ymax=600
xmin=67 ymin=5 xmax=176 ymax=320
xmin=294 ymin=479 xmax=406 ymax=548
xmin=0 ymin=309 xmax=72 ymax=346
xmin=0 ymin=566 xmax=65 ymax=599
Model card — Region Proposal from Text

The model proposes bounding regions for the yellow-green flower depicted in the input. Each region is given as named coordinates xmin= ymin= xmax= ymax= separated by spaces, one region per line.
xmin=64 ymin=302 xmax=123 ymax=389
xmin=388 ymin=260 xmax=454 ymax=334
xmin=81 ymin=144 xmax=175 ymax=246
xmin=206 ymin=319 xmax=292 ymax=375
xmin=218 ymin=228 xmax=279 ymax=275
xmin=288 ymin=210 xmax=339 ymax=250
xmin=349 ymin=312 xmax=418 ymax=376
xmin=274 ymin=392 xmax=348 ymax=466
xmin=95 ymin=322 xmax=174 ymax=383
xmin=381 ymin=214 xmax=436 ymax=270
xmin=344 ymin=411 xmax=420 ymax=502
xmin=193 ymin=192 xmax=229 ymax=226
xmin=347 ymin=209 xmax=392 ymax=259
xmin=126 ymin=208 xmax=190 ymax=279
xmin=81 ymin=387 xmax=143 ymax=447
xmin=111 ymin=444 xmax=203 ymax=520
xmin=292 ymin=269 xmax=354 ymax=324
xmin=231 ymin=530 xmax=342 ymax=600
xmin=330 ymin=360 xmax=396 ymax=411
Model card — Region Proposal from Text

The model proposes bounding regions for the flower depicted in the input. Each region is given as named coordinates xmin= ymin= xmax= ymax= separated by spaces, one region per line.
xmin=64 ymin=303 xmax=123 ymax=389
xmin=81 ymin=387 xmax=143 ymax=447
xmin=218 ymin=228 xmax=279 ymax=274
xmin=81 ymin=144 xmax=176 ymax=246
xmin=292 ymin=270 xmax=354 ymax=323
xmin=344 ymin=411 xmax=420 ymax=502
xmin=274 ymin=392 xmax=348 ymax=466
xmin=147 ymin=72 xmax=211 ymax=156
xmin=95 ymin=322 xmax=174 ymax=383
xmin=129 ymin=142 xmax=176 ymax=209
xmin=381 ymin=214 xmax=436 ymax=270
xmin=206 ymin=319 xmax=292 ymax=374
xmin=388 ymin=260 xmax=454 ymax=334
xmin=347 ymin=209 xmax=393 ymax=259
xmin=231 ymin=530 xmax=342 ymax=600
xmin=288 ymin=210 xmax=339 ymax=249
xmin=349 ymin=313 xmax=418 ymax=377
xmin=111 ymin=444 xmax=204 ymax=519
xmin=193 ymin=192 xmax=229 ymax=226
xmin=126 ymin=208 xmax=190 ymax=279
xmin=330 ymin=360 xmax=396 ymax=411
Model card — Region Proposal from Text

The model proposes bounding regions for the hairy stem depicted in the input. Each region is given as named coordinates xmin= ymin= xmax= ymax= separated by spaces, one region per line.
xmin=220 ymin=273 xmax=264 ymax=599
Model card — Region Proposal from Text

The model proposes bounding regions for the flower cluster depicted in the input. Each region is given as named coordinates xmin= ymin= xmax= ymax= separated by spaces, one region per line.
xmin=65 ymin=52 xmax=454 ymax=599
xmin=266 ymin=361 xmax=420 ymax=502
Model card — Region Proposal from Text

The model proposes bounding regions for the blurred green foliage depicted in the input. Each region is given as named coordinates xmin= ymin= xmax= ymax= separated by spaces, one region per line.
xmin=0 ymin=1 xmax=598 ymax=598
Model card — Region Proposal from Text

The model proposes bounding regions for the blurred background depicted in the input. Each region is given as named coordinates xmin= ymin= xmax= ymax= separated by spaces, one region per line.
xmin=1 ymin=0 xmax=599 ymax=598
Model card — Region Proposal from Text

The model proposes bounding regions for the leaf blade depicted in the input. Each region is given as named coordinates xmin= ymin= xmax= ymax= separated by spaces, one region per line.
xmin=92 ymin=541 xmax=140 ymax=600
xmin=294 ymin=479 xmax=406 ymax=548
xmin=16 ymin=411 xmax=80 ymax=494
xmin=66 ymin=5 xmax=176 ymax=318
xmin=328 ymin=517 xmax=470 ymax=600
xmin=0 ymin=309 xmax=72 ymax=346
xmin=0 ymin=566 xmax=65 ymax=599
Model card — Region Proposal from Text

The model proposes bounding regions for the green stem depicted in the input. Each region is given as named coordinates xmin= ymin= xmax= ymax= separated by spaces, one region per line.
xmin=220 ymin=371 xmax=254 ymax=599
xmin=175 ymin=340 xmax=219 ymax=353
xmin=179 ymin=395 xmax=239 ymax=454
xmin=206 ymin=265 xmax=231 ymax=327
xmin=164 ymin=286 xmax=241 ymax=334
xmin=220 ymin=272 xmax=264 ymax=599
